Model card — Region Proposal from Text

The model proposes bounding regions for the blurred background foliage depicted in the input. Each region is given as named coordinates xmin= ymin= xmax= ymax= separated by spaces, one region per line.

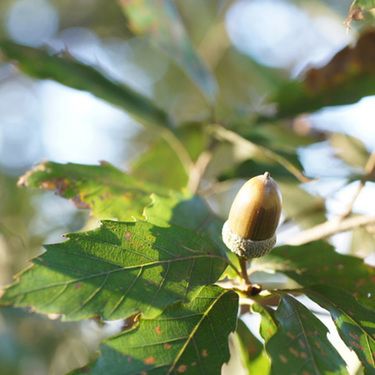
xmin=1 ymin=0 xmax=375 ymax=373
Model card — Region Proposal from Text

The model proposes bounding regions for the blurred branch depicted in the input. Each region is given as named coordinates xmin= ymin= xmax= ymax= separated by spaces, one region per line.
xmin=341 ymin=151 xmax=375 ymax=219
xmin=286 ymin=215 xmax=375 ymax=246
xmin=212 ymin=124 xmax=309 ymax=183
xmin=187 ymin=149 xmax=213 ymax=194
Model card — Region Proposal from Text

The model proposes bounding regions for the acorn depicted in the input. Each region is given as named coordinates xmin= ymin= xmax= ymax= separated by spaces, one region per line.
xmin=222 ymin=172 xmax=282 ymax=260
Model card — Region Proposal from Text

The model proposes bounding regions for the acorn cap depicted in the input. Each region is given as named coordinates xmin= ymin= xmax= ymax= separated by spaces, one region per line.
xmin=222 ymin=172 xmax=282 ymax=259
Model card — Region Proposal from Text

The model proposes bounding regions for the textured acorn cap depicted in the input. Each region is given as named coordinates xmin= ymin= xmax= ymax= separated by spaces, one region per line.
xmin=222 ymin=172 xmax=282 ymax=259
xmin=222 ymin=221 xmax=276 ymax=259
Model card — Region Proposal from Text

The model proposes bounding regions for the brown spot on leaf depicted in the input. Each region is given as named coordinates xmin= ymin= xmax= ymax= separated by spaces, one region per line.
xmin=164 ymin=343 xmax=171 ymax=350
xmin=177 ymin=365 xmax=187 ymax=373
xmin=289 ymin=347 xmax=299 ymax=357
xmin=279 ymin=354 xmax=288 ymax=363
xmin=349 ymin=339 xmax=365 ymax=351
xmin=315 ymin=341 xmax=321 ymax=349
xmin=202 ymin=349 xmax=208 ymax=357
xmin=127 ymin=356 xmax=132 ymax=363
xmin=321 ymin=350 xmax=327 ymax=356
xmin=355 ymin=278 xmax=366 ymax=287
xmin=287 ymin=332 xmax=296 ymax=340
xmin=71 ymin=195 xmax=90 ymax=209
xmin=75 ymin=283 xmax=82 ymax=290
xmin=144 ymin=356 xmax=156 ymax=365
xmin=349 ymin=332 xmax=361 ymax=341
xmin=300 ymin=352 xmax=308 ymax=359
xmin=155 ymin=326 xmax=162 ymax=335
xmin=125 ymin=231 xmax=132 ymax=241
xmin=299 ymin=339 xmax=306 ymax=349
xmin=191 ymin=362 xmax=197 ymax=366
xmin=267 ymin=328 xmax=274 ymax=337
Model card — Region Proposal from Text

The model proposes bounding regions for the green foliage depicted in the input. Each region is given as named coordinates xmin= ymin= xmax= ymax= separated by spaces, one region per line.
xmin=71 ymin=286 xmax=238 ymax=375
xmin=119 ymin=0 xmax=218 ymax=103
xmin=18 ymin=161 xmax=169 ymax=220
xmin=258 ymin=294 xmax=348 ymax=375
xmin=0 ymin=40 xmax=170 ymax=129
xmin=253 ymin=242 xmax=375 ymax=310
xmin=1 ymin=220 xmax=230 ymax=320
xmin=2 ymin=1 xmax=375 ymax=374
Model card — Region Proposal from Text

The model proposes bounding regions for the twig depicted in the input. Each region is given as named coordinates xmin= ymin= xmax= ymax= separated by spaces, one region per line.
xmin=212 ymin=124 xmax=309 ymax=183
xmin=187 ymin=149 xmax=213 ymax=194
xmin=341 ymin=151 xmax=375 ymax=219
xmin=286 ymin=215 xmax=375 ymax=246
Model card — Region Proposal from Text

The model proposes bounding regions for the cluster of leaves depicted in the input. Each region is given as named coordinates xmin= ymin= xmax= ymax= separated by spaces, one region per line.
xmin=1 ymin=0 xmax=375 ymax=374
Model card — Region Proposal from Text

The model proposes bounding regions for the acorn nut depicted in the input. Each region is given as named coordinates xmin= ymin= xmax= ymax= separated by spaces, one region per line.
xmin=222 ymin=172 xmax=282 ymax=260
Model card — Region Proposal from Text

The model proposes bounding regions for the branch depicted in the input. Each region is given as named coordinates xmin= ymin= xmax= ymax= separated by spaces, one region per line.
xmin=286 ymin=215 xmax=375 ymax=246
xmin=341 ymin=151 xmax=375 ymax=219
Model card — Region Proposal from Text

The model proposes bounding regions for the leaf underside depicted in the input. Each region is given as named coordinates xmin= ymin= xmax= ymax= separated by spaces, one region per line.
xmin=260 ymin=294 xmax=348 ymax=375
xmin=304 ymin=284 xmax=375 ymax=373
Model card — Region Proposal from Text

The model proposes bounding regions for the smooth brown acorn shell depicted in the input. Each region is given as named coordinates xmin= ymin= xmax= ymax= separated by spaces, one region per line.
xmin=227 ymin=172 xmax=282 ymax=241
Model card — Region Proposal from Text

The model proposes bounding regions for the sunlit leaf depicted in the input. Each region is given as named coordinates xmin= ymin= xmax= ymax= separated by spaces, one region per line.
xmin=304 ymin=284 xmax=375 ymax=373
xmin=0 ymin=221 xmax=230 ymax=320
xmin=253 ymin=242 xmax=375 ymax=310
xmin=235 ymin=318 xmax=270 ymax=374
xmin=145 ymin=193 xmax=240 ymax=277
xmin=252 ymin=303 xmax=278 ymax=341
xmin=131 ymin=137 xmax=188 ymax=190
xmin=17 ymin=161 xmax=168 ymax=220
xmin=278 ymin=181 xmax=327 ymax=229
xmin=119 ymin=0 xmax=218 ymax=102
xmin=260 ymin=294 xmax=348 ymax=375
xmin=329 ymin=133 xmax=369 ymax=169
xmin=0 ymin=40 xmax=170 ymax=128
xmin=71 ymin=285 xmax=238 ymax=374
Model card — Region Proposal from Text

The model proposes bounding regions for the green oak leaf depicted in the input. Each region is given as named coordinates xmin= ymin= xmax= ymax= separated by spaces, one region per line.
xmin=252 ymin=303 xmax=278 ymax=342
xmin=70 ymin=285 xmax=238 ymax=374
xmin=18 ymin=161 xmax=169 ymax=220
xmin=304 ymin=284 xmax=375 ymax=373
xmin=261 ymin=294 xmax=348 ymax=375
xmin=119 ymin=0 xmax=218 ymax=103
xmin=253 ymin=241 xmax=375 ymax=310
xmin=0 ymin=221 xmax=230 ymax=320
xmin=145 ymin=192 xmax=240 ymax=277
xmin=234 ymin=317 xmax=270 ymax=374
xmin=0 ymin=40 xmax=170 ymax=128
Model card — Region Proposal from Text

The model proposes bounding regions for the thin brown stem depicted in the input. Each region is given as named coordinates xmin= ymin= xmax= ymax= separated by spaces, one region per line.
xmin=239 ymin=258 xmax=251 ymax=286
